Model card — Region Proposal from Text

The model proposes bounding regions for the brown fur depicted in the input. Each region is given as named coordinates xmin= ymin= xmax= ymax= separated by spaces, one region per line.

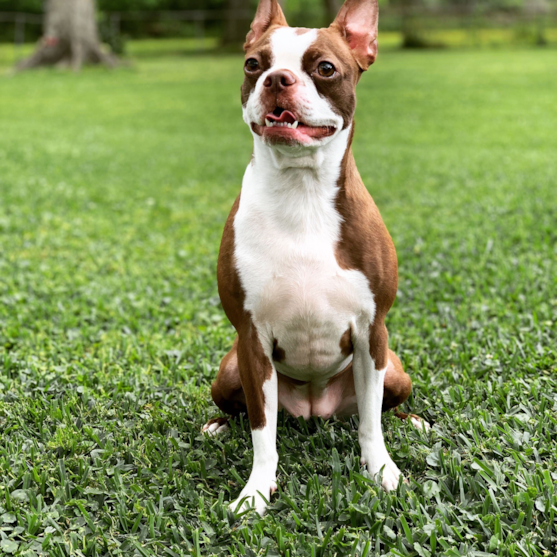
xmin=339 ymin=327 xmax=353 ymax=357
xmin=215 ymin=195 xmax=273 ymax=430
xmin=241 ymin=33 xmax=275 ymax=107
xmin=334 ymin=127 xmax=398 ymax=371
xmin=272 ymin=339 xmax=286 ymax=362
xmin=332 ymin=128 xmax=413 ymax=406
xmin=302 ymin=28 xmax=361 ymax=129
xmin=382 ymin=350 xmax=412 ymax=410
xmin=212 ymin=343 xmax=411 ymax=415
xmin=204 ymin=416 xmax=231 ymax=429
xmin=211 ymin=337 xmax=246 ymax=416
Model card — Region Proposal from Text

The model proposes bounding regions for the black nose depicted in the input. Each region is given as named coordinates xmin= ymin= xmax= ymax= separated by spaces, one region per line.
xmin=263 ymin=70 xmax=297 ymax=92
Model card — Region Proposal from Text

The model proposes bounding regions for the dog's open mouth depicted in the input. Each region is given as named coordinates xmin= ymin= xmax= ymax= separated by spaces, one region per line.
xmin=251 ymin=107 xmax=336 ymax=143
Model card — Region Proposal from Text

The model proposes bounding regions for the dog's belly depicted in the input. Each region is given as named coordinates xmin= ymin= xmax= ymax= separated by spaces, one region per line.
xmin=257 ymin=268 xmax=360 ymax=376
xmin=253 ymin=266 xmax=367 ymax=420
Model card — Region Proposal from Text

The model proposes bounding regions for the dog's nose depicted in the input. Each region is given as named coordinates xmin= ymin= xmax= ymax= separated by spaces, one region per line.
xmin=263 ymin=70 xmax=297 ymax=92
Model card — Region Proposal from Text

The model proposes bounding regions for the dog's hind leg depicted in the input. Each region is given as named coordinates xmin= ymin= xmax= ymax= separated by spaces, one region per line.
xmin=202 ymin=337 xmax=246 ymax=435
xmin=383 ymin=349 xmax=430 ymax=432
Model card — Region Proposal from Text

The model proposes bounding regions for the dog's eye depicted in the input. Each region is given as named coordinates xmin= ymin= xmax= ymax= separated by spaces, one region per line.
xmin=245 ymin=58 xmax=260 ymax=73
xmin=317 ymin=61 xmax=335 ymax=78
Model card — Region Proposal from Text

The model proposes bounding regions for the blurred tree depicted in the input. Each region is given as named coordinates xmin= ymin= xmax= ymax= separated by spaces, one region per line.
xmin=222 ymin=0 xmax=252 ymax=45
xmin=390 ymin=0 xmax=429 ymax=48
xmin=525 ymin=0 xmax=549 ymax=44
xmin=95 ymin=0 xmax=227 ymax=10
xmin=322 ymin=0 xmax=341 ymax=24
xmin=17 ymin=0 xmax=117 ymax=71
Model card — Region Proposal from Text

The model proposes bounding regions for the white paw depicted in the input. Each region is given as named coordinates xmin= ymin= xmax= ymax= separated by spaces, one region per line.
xmin=230 ymin=479 xmax=277 ymax=516
xmin=201 ymin=419 xmax=229 ymax=436
xmin=362 ymin=453 xmax=402 ymax=492
xmin=410 ymin=415 xmax=431 ymax=432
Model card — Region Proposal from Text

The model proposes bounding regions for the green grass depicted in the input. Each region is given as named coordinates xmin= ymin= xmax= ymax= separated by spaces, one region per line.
xmin=0 ymin=43 xmax=556 ymax=557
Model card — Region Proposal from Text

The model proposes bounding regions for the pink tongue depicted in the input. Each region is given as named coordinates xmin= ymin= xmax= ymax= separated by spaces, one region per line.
xmin=266 ymin=110 xmax=297 ymax=124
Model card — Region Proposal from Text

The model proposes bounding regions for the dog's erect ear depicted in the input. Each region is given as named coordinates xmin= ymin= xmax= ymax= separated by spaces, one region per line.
xmin=244 ymin=0 xmax=288 ymax=51
xmin=330 ymin=0 xmax=379 ymax=71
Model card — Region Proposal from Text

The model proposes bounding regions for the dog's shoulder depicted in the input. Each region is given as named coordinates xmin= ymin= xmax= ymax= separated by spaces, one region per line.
xmin=217 ymin=194 xmax=247 ymax=330
xmin=334 ymin=149 xmax=398 ymax=318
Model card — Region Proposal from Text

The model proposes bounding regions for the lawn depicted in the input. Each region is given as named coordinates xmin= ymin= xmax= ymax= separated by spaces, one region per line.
xmin=0 ymin=42 xmax=556 ymax=557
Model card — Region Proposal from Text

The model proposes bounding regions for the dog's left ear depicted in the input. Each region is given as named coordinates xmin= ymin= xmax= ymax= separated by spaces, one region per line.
xmin=244 ymin=0 xmax=288 ymax=51
xmin=330 ymin=0 xmax=379 ymax=71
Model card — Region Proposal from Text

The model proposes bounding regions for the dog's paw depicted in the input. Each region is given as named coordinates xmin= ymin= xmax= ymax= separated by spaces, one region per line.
xmin=409 ymin=414 xmax=431 ymax=432
xmin=230 ymin=478 xmax=277 ymax=516
xmin=202 ymin=417 xmax=230 ymax=436
xmin=361 ymin=452 xmax=403 ymax=492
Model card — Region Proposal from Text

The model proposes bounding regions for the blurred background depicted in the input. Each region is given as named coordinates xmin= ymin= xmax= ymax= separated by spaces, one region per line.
xmin=0 ymin=0 xmax=556 ymax=63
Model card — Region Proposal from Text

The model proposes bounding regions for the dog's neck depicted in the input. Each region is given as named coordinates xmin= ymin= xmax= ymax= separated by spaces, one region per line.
xmin=250 ymin=126 xmax=352 ymax=187
xmin=243 ymin=127 xmax=354 ymax=235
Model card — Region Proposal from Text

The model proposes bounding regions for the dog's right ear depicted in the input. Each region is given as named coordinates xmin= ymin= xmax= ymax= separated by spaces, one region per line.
xmin=244 ymin=0 xmax=288 ymax=51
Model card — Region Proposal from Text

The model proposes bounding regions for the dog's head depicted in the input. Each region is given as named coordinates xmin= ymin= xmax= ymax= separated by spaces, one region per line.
xmin=242 ymin=0 xmax=378 ymax=150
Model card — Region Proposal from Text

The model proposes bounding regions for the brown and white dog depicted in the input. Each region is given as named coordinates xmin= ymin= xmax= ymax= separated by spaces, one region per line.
xmin=203 ymin=0 xmax=429 ymax=515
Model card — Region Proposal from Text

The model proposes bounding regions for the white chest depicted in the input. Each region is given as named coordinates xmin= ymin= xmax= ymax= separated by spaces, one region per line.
xmin=233 ymin=159 xmax=376 ymax=380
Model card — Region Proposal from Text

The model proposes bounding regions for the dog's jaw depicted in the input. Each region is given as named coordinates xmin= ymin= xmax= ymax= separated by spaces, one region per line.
xmin=253 ymin=124 xmax=352 ymax=172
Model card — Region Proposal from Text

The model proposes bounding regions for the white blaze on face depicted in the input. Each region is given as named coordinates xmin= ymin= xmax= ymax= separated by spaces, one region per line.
xmin=269 ymin=27 xmax=317 ymax=75
xmin=242 ymin=27 xmax=344 ymax=139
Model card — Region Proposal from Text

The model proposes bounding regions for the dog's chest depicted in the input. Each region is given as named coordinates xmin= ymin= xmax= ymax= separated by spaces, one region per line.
xmin=234 ymin=165 xmax=376 ymax=380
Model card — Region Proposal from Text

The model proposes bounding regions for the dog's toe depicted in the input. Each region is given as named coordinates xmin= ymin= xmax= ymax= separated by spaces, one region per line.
xmin=202 ymin=417 xmax=230 ymax=436
xmin=381 ymin=471 xmax=400 ymax=491
xmin=410 ymin=415 xmax=431 ymax=432
xmin=230 ymin=479 xmax=277 ymax=516
xmin=380 ymin=460 xmax=402 ymax=492
xmin=362 ymin=450 xmax=403 ymax=492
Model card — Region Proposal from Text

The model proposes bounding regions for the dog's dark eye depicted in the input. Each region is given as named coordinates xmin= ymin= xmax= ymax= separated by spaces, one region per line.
xmin=317 ymin=62 xmax=335 ymax=78
xmin=245 ymin=58 xmax=260 ymax=73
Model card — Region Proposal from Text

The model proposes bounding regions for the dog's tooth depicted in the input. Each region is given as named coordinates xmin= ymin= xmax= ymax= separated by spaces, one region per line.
xmin=292 ymin=121 xmax=299 ymax=129
xmin=265 ymin=119 xmax=271 ymax=127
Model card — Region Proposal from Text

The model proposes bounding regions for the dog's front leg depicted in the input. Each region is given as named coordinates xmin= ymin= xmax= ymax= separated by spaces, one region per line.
xmin=230 ymin=329 xmax=278 ymax=515
xmin=353 ymin=322 xmax=402 ymax=491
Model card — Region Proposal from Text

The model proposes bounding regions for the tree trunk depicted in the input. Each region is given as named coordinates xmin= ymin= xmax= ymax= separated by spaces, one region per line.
xmin=398 ymin=0 xmax=428 ymax=49
xmin=322 ymin=0 xmax=341 ymax=26
xmin=17 ymin=0 xmax=116 ymax=71
xmin=222 ymin=0 xmax=253 ymax=46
